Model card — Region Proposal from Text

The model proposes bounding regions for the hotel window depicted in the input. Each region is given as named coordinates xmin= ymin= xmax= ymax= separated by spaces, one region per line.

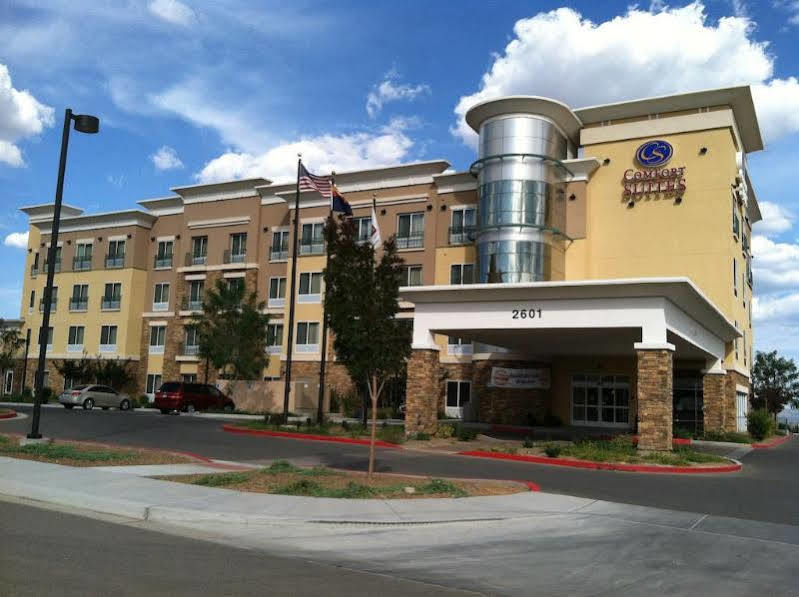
xmin=28 ymin=290 xmax=34 ymax=313
xmin=105 ymin=240 xmax=125 ymax=268
xmin=191 ymin=236 xmax=208 ymax=265
xmin=146 ymin=374 xmax=162 ymax=395
xmin=227 ymin=277 xmax=244 ymax=295
xmin=450 ymin=207 xmax=476 ymax=245
xmin=3 ymin=370 xmax=13 ymax=395
xmin=41 ymin=326 xmax=54 ymax=352
xmin=32 ymin=251 xmax=39 ymax=275
xmin=45 ymin=246 xmax=62 ymax=272
xmin=450 ymin=263 xmax=475 ymax=285
xmin=298 ymin=272 xmax=323 ymax=302
xmin=67 ymin=326 xmax=85 ymax=353
xmin=396 ymin=212 xmax=424 ymax=249
xmin=181 ymin=374 xmax=197 ymax=383
xmin=39 ymin=287 xmax=58 ymax=312
xmin=445 ymin=381 xmax=471 ymax=417
xmin=70 ymin=284 xmax=88 ymax=311
xmin=447 ymin=336 xmax=473 ymax=356
xmin=743 ymin=330 xmax=747 ymax=366
xmin=228 ymin=233 xmax=247 ymax=263
xmin=571 ymin=374 xmax=630 ymax=426
xmin=300 ymin=222 xmax=325 ymax=255
xmin=353 ymin=217 xmax=372 ymax=243
xmin=73 ymin=242 xmax=92 ymax=270
xmin=266 ymin=323 xmax=283 ymax=354
xmin=187 ymin=280 xmax=204 ymax=310
xmin=734 ymin=321 xmax=739 ymax=361
xmin=268 ymin=277 xmax=286 ymax=308
xmin=102 ymin=283 xmax=122 ymax=310
xmin=149 ymin=325 xmax=166 ymax=354
xmin=153 ymin=282 xmax=170 ymax=311
xmin=732 ymin=197 xmax=741 ymax=238
xmin=155 ymin=240 xmax=174 ymax=268
xmin=100 ymin=325 xmax=118 ymax=353
xmin=270 ymin=230 xmax=289 ymax=260
xmin=401 ymin=265 xmax=423 ymax=287
xmin=296 ymin=321 xmax=320 ymax=352
xmin=183 ymin=326 xmax=199 ymax=356
xmin=733 ymin=258 xmax=738 ymax=297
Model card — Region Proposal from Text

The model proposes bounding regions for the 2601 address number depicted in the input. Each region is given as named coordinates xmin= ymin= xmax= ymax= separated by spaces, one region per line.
xmin=511 ymin=308 xmax=542 ymax=319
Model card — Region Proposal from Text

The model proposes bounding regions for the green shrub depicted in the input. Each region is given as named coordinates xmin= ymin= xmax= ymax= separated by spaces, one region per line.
xmin=410 ymin=432 xmax=431 ymax=441
xmin=544 ymin=445 xmax=562 ymax=458
xmin=673 ymin=426 xmax=692 ymax=439
xmin=418 ymin=478 xmax=467 ymax=497
xmin=377 ymin=426 xmax=405 ymax=444
xmin=341 ymin=420 xmax=350 ymax=431
xmin=191 ymin=471 xmax=251 ymax=487
xmin=138 ymin=395 xmax=151 ymax=408
xmin=329 ymin=389 xmax=341 ymax=414
xmin=340 ymin=391 xmax=362 ymax=418
xmin=523 ymin=436 xmax=534 ymax=449
xmin=747 ymin=409 xmax=773 ymax=441
xmin=435 ymin=423 xmax=455 ymax=439
xmin=457 ymin=427 xmax=478 ymax=442
xmin=700 ymin=429 xmax=750 ymax=443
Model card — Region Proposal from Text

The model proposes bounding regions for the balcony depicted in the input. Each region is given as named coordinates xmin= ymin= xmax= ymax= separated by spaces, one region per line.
xmin=299 ymin=241 xmax=324 ymax=256
xmin=99 ymin=343 xmax=117 ymax=354
xmin=67 ymin=343 xmax=84 ymax=353
xmin=185 ymin=252 xmax=208 ymax=266
xmin=69 ymin=298 xmax=88 ymax=312
xmin=105 ymin=255 xmax=124 ymax=269
xmin=296 ymin=343 xmax=319 ymax=353
xmin=152 ymin=301 xmax=169 ymax=312
xmin=154 ymin=254 xmax=173 ymax=269
xmin=149 ymin=343 xmax=165 ymax=355
xmin=38 ymin=298 xmax=57 ymax=313
xmin=449 ymin=226 xmax=477 ymax=245
xmin=181 ymin=343 xmax=200 ymax=356
xmin=182 ymin=297 xmax=203 ymax=312
xmin=270 ymin=247 xmax=289 ymax=261
xmin=267 ymin=297 xmax=285 ymax=309
xmin=396 ymin=232 xmax=424 ymax=250
xmin=72 ymin=257 xmax=92 ymax=271
xmin=223 ymin=250 xmax=246 ymax=264
xmin=101 ymin=297 xmax=121 ymax=311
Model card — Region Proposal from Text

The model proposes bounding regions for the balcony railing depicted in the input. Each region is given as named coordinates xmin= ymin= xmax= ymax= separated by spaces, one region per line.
xmin=43 ymin=261 xmax=62 ymax=273
xmin=67 ymin=343 xmax=84 ymax=354
xmin=182 ymin=297 xmax=203 ymax=311
xmin=154 ymin=254 xmax=173 ymax=268
xmin=30 ymin=265 xmax=39 ymax=277
xmin=181 ymin=343 xmax=200 ymax=356
xmin=72 ymin=257 xmax=92 ymax=271
xmin=101 ymin=297 xmax=121 ymax=310
xmin=149 ymin=344 xmax=165 ymax=355
xmin=69 ymin=298 xmax=88 ymax=312
xmin=105 ymin=255 xmax=125 ymax=269
xmin=99 ymin=343 xmax=117 ymax=353
xmin=39 ymin=299 xmax=57 ymax=313
xmin=396 ymin=231 xmax=424 ymax=250
xmin=152 ymin=301 xmax=169 ymax=312
xmin=185 ymin=252 xmax=208 ymax=266
xmin=299 ymin=241 xmax=324 ymax=256
xmin=267 ymin=297 xmax=285 ymax=309
xmin=223 ymin=250 xmax=246 ymax=264
xmin=270 ymin=247 xmax=289 ymax=261
xmin=449 ymin=226 xmax=477 ymax=245
xmin=266 ymin=343 xmax=282 ymax=354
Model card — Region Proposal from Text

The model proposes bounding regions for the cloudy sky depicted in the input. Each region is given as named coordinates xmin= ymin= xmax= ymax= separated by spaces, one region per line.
xmin=1 ymin=0 xmax=798 ymax=359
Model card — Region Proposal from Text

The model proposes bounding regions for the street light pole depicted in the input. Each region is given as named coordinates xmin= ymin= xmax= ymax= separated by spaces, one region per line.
xmin=28 ymin=108 xmax=99 ymax=440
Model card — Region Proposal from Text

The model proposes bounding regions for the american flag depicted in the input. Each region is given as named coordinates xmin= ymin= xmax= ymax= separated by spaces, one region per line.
xmin=299 ymin=163 xmax=332 ymax=199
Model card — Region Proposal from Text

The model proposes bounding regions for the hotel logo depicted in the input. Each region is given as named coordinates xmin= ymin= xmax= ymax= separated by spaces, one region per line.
xmin=635 ymin=139 xmax=673 ymax=167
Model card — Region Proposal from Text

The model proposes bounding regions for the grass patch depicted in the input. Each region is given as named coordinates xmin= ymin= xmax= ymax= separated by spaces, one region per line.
xmin=232 ymin=421 xmax=406 ymax=444
xmin=699 ymin=430 xmax=752 ymax=443
xmin=192 ymin=471 xmax=253 ymax=487
xmin=553 ymin=435 xmax=726 ymax=465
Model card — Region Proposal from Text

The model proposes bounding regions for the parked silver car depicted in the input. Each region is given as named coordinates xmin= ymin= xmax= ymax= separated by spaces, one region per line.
xmin=58 ymin=384 xmax=133 ymax=411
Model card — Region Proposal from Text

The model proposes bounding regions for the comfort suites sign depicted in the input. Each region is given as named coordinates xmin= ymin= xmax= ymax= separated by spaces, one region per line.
xmin=622 ymin=139 xmax=686 ymax=197
xmin=489 ymin=367 xmax=551 ymax=390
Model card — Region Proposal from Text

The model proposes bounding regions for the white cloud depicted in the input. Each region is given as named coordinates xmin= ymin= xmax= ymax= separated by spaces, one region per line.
xmin=774 ymin=0 xmax=799 ymax=25
xmin=756 ymin=201 xmax=794 ymax=236
xmin=366 ymin=71 xmax=430 ymax=118
xmin=452 ymin=3 xmax=799 ymax=148
xmin=151 ymin=145 xmax=184 ymax=170
xmin=754 ymin=293 xmax=799 ymax=322
xmin=196 ymin=118 xmax=414 ymax=184
xmin=148 ymin=0 xmax=197 ymax=27
xmin=751 ymin=234 xmax=799 ymax=291
xmin=0 ymin=64 xmax=54 ymax=166
xmin=3 ymin=231 xmax=28 ymax=249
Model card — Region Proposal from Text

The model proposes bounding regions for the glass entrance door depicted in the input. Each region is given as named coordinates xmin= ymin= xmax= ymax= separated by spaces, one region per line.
xmin=571 ymin=374 xmax=631 ymax=427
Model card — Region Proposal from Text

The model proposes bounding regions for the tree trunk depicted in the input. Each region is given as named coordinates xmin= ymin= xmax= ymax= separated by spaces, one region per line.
xmin=368 ymin=374 xmax=378 ymax=477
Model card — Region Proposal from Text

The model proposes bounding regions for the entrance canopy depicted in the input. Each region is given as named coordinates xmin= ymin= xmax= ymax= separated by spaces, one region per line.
xmin=400 ymin=277 xmax=740 ymax=366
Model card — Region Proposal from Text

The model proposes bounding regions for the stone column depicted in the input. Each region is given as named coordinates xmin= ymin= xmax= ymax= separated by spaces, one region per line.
xmin=405 ymin=348 xmax=439 ymax=436
xmin=636 ymin=348 xmax=673 ymax=451
xmin=702 ymin=371 xmax=729 ymax=432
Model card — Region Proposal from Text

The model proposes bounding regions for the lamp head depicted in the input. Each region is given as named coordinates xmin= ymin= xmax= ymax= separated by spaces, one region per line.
xmin=72 ymin=114 xmax=100 ymax=134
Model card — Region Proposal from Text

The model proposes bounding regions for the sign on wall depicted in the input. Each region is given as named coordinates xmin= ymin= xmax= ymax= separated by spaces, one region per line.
xmin=622 ymin=139 xmax=686 ymax=198
xmin=489 ymin=367 xmax=551 ymax=389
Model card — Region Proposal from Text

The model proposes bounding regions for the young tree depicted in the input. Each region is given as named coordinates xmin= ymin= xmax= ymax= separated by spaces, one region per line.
xmin=751 ymin=350 xmax=799 ymax=414
xmin=193 ymin=279 xmax=270 ymax=381
xmin=54 ymin=352 xmax=94 ymax=388
xmin=94 ymin=357 xmax=135 ymax=391
xmin=0 ymin=321 xmax=24 ymax=381
xmin=323 ymin=215 xmax=411 ymax=476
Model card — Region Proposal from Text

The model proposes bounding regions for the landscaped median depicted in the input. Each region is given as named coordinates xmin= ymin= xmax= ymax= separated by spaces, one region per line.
xmin=0 ymin=408 xmax=17 ymax=420
xmin=222 ymin=420 xmax=406 ymax=448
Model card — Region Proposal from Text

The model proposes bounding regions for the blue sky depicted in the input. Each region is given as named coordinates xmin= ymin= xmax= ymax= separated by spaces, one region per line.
xmin=1 ymin=0 xmax=799 ymax=359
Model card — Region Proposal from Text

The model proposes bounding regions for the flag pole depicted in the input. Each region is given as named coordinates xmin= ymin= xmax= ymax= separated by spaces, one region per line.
xmin=282 ymin=155 xmax=303 ymax=424
xmin=316 ymin=171 xmax=334 ymax=424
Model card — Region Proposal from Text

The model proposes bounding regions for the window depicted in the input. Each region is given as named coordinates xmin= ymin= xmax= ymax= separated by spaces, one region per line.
xmin=400 ymin=265 xmax=423 ymax=286
xmin=149 ymin=325 xmax=166 ymax=354
xmin=300 ymin=222 xmax=325 ymax=255
xmin=106 ymin=240 xmax=125 ymax=268
xmin=184 ymin=326 xmax=199 ymax=356
xmin=186 ymin=280 xmax=204 ymax=310
xmin=227 ymin=277 xmax=244 ymax=295
xmin=73 ymin=243 xmax=92 ymax=270
xmin=146 ymin=374 xmax=162 ymax=395
xmin=70 ymin=284 xmax=88 ymax=311
xmin=228 ymin=233 xmax=247 ymax=263
xmin=153 ymin=283 xmax=170 ymax=311
xmin=734 ymin=321 xmax=739 ymax=361
xmin=268 ymin=277 xmax=286 ymax=308
xmin=571 ymin=374 xmax=631 ymax=426
xmin=450 ymin=263 xmax=475 ymax=285
xmin=45 ymin=246 xmax=62 ymax=272
xmin=450 ymin=207 xmax=476 ymax=245
xmin=270 ymin=230 xmax=289 ymax=261
xmin=39 ymin=287 xmax=57 ymax=312
xmin=3 ymin=370 xmax=13 ymax=395
xmin=181 ymin=374 xmax=197 ymax=383
xmin=266 ymin=323 xmax=283 ymax=354
xmin=191 ymin=236 xmax=208 ymax=265
xmin=298 ymin=272 xmax=323 ymax=302
xmin=396 ymin=213 xmax=424 ymax=249
xmin=743 ymin=330 xmax=747 ymax=366
xmin=296 ymin=321 xmax=320 ymax=352
xmin=447 ymin=336 xmax=473 ymax=355
xmin=733 ymin=258 xmax=738 ymax=297
xmin=155 ymin=240 xmax=174 ymax=268
xmin=100 ymin=325 xmax=118 ymax=352
xmin=28 ymin=290 xmax=34 ymax=313
xmin=102 ymin=283 xmax=121 ymax=310
xmin=67 ymin=326 xmax=85 ymax=352
xmin=445 ymin=381 xmax=471 ymax=418
xmin=732 ymin=197 xmax=741 ymax=238
xmin=353 ymin=217 xmax=372 ymax=243
xmin=40 ymin=326 xmax=54 ymax=351
xmin=32 ymin=252 xmax=39 ymax=276
xmin=736 ymin=390 xmax=749 ymax=432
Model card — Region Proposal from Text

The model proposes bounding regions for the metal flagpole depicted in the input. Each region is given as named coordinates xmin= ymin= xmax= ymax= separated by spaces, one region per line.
xmin=282 ymin=155 xmax=303 ymax=424
xmin=316 ymin=171 xmax=335 ymax=423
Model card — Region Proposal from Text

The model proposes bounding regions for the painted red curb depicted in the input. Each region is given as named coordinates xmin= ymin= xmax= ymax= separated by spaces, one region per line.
xmin=0 ymin=410 xmax=17 ymax=420
xmin=519 ymin=480 xmax=541 ymax=491
xmin=222 ymin=424 xmax=403 ymax=449
xmin=456 ymin=450 xmax=741 ymax=474
xmin=752 ymin=434 xmax=793 ymax=449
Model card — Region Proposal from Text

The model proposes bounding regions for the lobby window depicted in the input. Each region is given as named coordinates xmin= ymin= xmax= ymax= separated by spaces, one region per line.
xmin=270 ymin=230 xmax=289 ymax=261
xmin=70 ymin=284 xmax=88 ymax=311
xmin=353 ymin=217 xmax=372 ymax=243
xmin=450 ymin=263 xmax=475 ymax=285
xmin=298 ymin=272 xmax=323 ymax=303
xmin=154 ymin=240 xmax=174 ymax=268
xmin=105 ymin=240 xmax=125 ymax=268
xmin=447 ymin=336 xmax=473 ymax=356
xmin=183 ymin=326 xmax=199 ymax=356
xmin=149 ymin=325 xmax=166 ymax=354
xmin=733 ymin=258 xmax=738 ymax=297
xmin=28 ymin=290 xmax=34 ymax=313
xmin=268 ymin=277 xmax=286 ymax=308
xmin=266 ymin=323 xmax=283 ymax=354
xmin=153 ymin=282 xmax=170 ymax=311
xmin=67 ymin=326 xmax=85 ymax=353
xmin=73 ymin=242 xmax=92 ymax=271
xmin=296 ymin=321 xmax=320 ymax=352
xmin=100 ymin=325 xmax=118 ymax=353
xmin=102 ymin=283 xmax=122 ymax=310
xmin=445 ymin=381 xmax=471 ymax=418
xmin=400 ymin=265 xmax=423 ymax=287
xmin=571 ymin=374 xmax=630 ymax=426
xmin=186 ymin=280 xmax=204 ymax=311
xmin=191 ymin=236 xmax=208 ymax=265
xmin=227 ymin=233 xmax=247 ymax=263
xmin=450 ymin=207 xmax=476 ymax=245
xmin=39 ymin=287 xmax=58 ymax=312
xmin=396 ymin=213 xmax=424 ymax=249
xmin=300 ymin=222 xmax=325 ymax=255
xmin=146 ymin=374 xmax=162 ymax=395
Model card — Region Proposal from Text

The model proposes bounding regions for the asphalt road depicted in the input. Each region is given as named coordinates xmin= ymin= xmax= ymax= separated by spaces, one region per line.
xmin=4 ymin=405 xmax=799 ymax=525
xmin=0 ymin=499 xmax=475 ymax=597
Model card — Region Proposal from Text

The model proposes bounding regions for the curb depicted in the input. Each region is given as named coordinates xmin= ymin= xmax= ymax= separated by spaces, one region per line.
xmin=752 ymin=434 xmax=793 ymax=449
xmin=221 ymin=424 xmax=404 ymax=449
xmin=0 ymin=410 xmax=17 ymax=420
xmin=456 ymin=450 xmax=742 ymax=474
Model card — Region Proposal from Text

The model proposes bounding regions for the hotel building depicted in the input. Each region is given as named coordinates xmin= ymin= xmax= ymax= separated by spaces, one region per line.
xmin=13 ymin=85 xmax=760 ymax=450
